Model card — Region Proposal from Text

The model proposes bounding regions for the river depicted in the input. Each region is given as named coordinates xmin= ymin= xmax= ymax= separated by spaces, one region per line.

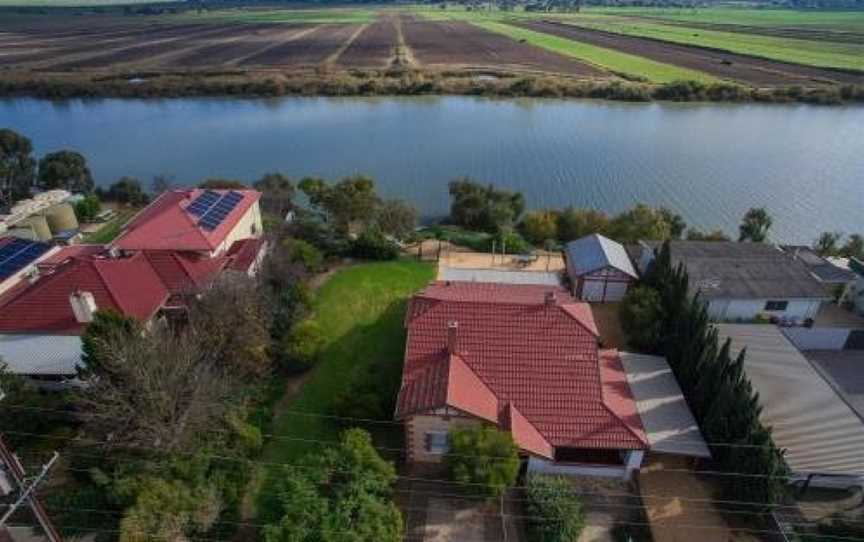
xmin=2 ymin=96 xmax=862 ymax=243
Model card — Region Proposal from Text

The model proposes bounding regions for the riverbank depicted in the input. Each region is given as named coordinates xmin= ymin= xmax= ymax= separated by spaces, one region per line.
xmin=2 ymin=68 xmax=863 ymax=105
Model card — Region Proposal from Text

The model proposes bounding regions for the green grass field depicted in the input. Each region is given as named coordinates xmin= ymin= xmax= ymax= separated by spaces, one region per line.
xmin=174 ymin=7 xmax=378 ymax=25
xmin=255 ymin=259 xmax=434 ymax=521
xmin=81 ymin=207 xmax=136 ymax=244
xmin=557 ymin=14 xmax=864 ymax=71
xmin=433 ymin=11 xmax=718 ymax=83
xmin=587 ymin=7 xmax=864 ymax=33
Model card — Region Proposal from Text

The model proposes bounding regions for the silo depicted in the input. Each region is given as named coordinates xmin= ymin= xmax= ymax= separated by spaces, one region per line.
xmin=20 ymin=215 xmax=52 ymax=241
xmin=44 ymin=203 xmax=79 ymax=235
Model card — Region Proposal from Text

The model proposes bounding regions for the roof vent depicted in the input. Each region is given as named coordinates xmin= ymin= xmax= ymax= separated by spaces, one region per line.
xmin=69 ymin=290 xmax=97 ymax=324
xmin=447 ymin=320 xmax=459 ymax=354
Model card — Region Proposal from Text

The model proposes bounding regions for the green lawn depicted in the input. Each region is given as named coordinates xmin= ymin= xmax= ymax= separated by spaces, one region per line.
xmin=255 ymin=259 xmax=434 ymax=522
xmin=470 ymin=18 xmax=718 ymax=83
xmin=174 ymin=8 xmax=378 ymax=25
xmin=81 ymin=208 xmax=136 ymax=244
xmin=549 ymin=14 xmax=864 ymax=71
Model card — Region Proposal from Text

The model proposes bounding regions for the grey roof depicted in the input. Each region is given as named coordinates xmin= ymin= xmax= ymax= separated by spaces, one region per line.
xmin=647 ymin=241 xmax=830 ymax=300
xmin=438 ymin=266 xmax=562 ymax=287
xmin=0 ymin=334 xmax=82 ymax=376
xmin=717 ymin=324 xmax=864 ymax=476
xmin=619 ymin=352 xmax=711 ymax=459
xmin=779 ymin=246 xmax=857 ymax=284
xmin=565 ymin=234 xmax=638 ymax=278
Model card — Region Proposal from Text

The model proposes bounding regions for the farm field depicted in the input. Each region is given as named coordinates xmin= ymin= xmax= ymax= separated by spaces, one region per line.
xmin=0 ymin=5 xmax=862 ymax=96
xmin=514 ymin=19 xmax=864 ymax=86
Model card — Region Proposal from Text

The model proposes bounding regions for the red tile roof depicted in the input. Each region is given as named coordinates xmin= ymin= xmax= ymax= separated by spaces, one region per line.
xmin=397 ymin=281 xmax=647 ymax=453
xmin=225 ymin=238 xmax=266 ymax=274
xmin=112 ymin=189 xmax=260 ymax=252
xmin=0 ymin=251 xmax=169 ymax=335
xmin=143 ymin=250 xmax=229 ymax=295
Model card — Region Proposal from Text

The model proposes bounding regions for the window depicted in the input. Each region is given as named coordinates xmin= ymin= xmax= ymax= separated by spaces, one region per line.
xmin=425 ymin=431 xmax=449 ymax=455
xmin=764 ymin=300 xmax=789 ymax=312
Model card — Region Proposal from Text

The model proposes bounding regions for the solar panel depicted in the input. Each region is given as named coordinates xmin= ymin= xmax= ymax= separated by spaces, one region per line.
xmin=0 ymin=239 xmax=50 ymax=280
xmin=197 ymin=191 xmax=244 ymax=232
xmin=186 ymin=190 xmax=221 ymax=216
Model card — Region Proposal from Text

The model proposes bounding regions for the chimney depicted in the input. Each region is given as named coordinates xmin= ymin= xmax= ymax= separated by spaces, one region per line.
xmin=447 ymin=320 xmax=459 ymax=354
xmin=545 ymin=291 xmax=556 ymax=306
xmin=69 ymin=290 xmax=97 ymax=324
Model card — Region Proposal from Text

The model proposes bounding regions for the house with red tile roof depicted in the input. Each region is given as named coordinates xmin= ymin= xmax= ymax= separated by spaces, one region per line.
xmin=0 ymin=189 xmax=267 ymax=382
xmin=397 ymin=281 xmax=652 ymax=480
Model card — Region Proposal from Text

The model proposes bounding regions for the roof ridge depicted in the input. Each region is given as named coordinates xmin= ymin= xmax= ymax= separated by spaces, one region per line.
xmin=598 ymin=349 xmax=648 ymax=448
xmin=89 ymin=255 xmax=128 ymax=312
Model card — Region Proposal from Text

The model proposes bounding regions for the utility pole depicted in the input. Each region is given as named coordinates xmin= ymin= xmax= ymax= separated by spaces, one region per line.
xmin=0 ymin=431 xmax=63 ymax=542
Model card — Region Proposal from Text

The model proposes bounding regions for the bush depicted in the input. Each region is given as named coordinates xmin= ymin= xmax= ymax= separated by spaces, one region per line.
xmin=445 ymin=425 xmax=520 ymax=499
xmin=351 ymin=229 xmax=400 ymax=260
xmin=520 ymin=209 xmax=559 ymax=246
xmin=525 ymin=475 xmax=586 ymax=542
xmin=620 ymin=286 xmax=663 ymax=353
xmin=74 ymin=195 xmax=102 ymax=222
xmin=280 ymin=320 xmax=324 ymax=373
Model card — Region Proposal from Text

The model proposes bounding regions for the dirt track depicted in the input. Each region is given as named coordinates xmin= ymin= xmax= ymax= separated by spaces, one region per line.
xmin=517 ymin=19 xmax=864 ymax=85
xmin=402 ymin=16 xmax=607 ymax=77
xmin=239 ymin=24 xmax=359 ymax=67
xmin=336 ymin=17 xmax=398 ymax=68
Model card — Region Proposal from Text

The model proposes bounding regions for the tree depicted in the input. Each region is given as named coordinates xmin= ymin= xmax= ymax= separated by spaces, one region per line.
xmin=556 ymin=207 xmax=610 ymax=242
xmin=299 ymin=175 xmax=380 ymax=235
xmin=524 ymin=475 xmax=586 ymax=542
xmin=80 ymin=310 xmax=142 ymax=377
xmin=609 ymin=203 xmax=672 ymax=243
xmin=265 ymin=429 xmax=402 ymax=542
xmin=118 ymin=478 xmax=221 ymax=542
xmin=841 ymin=234 xmax=864 ymax=260
xmin=448 ymin=178 xmax=525 ymax=233
xmin=253 ymin=172 xmax=294 ymax=218
xmin=659 ymin=207 xmax=686 ymax=239
xmin=37 ymin=150 xmax=94 ymax=193
xmin=280 ymin=319 xmax=324 ymax=373
xmin=520 ymin=209 xmax=559 ymax=245
xmin=686 ymin=228 xmax=730 ymax=241
xmin=104 ymin=177 xmax=149 ymax=206
xmin=351 ymin=228 xmax=400 ymax=260
xmin=619 ymin=285 xmax=663 ymax=353
xmin=738 ymin=207 xmax=772 ymax=243
xmin=150 ymin=174 xmax=174 ymax=195
xmin=376 ymin=199 xmax=418 ymax=240
xmin=198 ymin=178 xmax=247 ymax=190
xmin=74 ymin=194 xmax=102 ymax=223
xmin=814 ymin=231 xmax=842 ymax=256
xmin=0 ymin=128 xmax=36 ymax=204
xmin=445 ymin=425 xmax=520 ymax=499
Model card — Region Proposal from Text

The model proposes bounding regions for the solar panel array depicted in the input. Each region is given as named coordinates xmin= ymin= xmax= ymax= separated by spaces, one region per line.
xmin=0 ymin=238 xmax=51 ymax=280
xmin=198 ymin=191 xmax=244 ymax=232
xmin=186 ymin=190 xmax=221 ymax=216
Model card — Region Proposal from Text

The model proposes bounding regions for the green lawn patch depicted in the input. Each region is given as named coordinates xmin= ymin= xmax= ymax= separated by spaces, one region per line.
xmin=255 ymin=259 xmax=434 ymax=522
xmin=174 ymin=8 xmax=378 ymax=25
xmin=472 ymin=19 xmax=718 ymax=83
xmin=81 ymin=207 xmax=136 ymax=244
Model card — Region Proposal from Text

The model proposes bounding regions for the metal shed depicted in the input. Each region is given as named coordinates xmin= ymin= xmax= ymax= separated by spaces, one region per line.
xmin=564 ymin=234 xmax=638 ymax=303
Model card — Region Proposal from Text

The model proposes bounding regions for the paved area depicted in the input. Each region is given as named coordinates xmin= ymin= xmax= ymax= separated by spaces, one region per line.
xmin=814 ymin=303 xmax=864 ymax=328
xmin=806 ymin=349 xmax=864 ymax=419
xmin=591 ymin=303 xmax=627 ymax=350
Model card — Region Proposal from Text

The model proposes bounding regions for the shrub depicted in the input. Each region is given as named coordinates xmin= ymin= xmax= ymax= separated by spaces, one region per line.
xmin=620 ymin=286 xmax=663 ymax=353
xmin=525 ymin=475 xmax=586 ymax=542
xmin=520 ymin=209 xmax=559 ymax=245
xmin=351 ymin=229 xmax=400 ymax=260
xmin=73 ymin=194 xmax=101 ymax=222
xmin=280 ymin=319 xmax=324 ymax=373
xmin=445 ymin=425 xmax=520 ymax=499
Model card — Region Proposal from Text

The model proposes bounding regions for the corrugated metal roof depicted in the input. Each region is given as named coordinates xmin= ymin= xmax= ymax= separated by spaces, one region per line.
xmin=0 ymin=334 xmax=82 ymax=376
xmin=438 ymin=266 xmax=562 ymax=286
xmin=619 ymin=352 xmax=711 ymax=459
xmin=717 ymin=324 xmax=864 ymax=476
xmin=565 ymin=234 xmax=638 ymax=278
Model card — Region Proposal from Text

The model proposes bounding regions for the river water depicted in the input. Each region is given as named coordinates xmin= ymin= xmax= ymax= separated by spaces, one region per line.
xmin=2 ymin=96 xmax=862 ymax=243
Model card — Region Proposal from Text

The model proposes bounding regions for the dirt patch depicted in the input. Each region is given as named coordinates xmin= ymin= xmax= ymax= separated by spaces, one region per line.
xmin=336 ymin=16 xmax=398 ymax=68
xmin=239 ymin=23 xmax=360 ymax=67
xmin=402 ymin=16 xmax=607 ymax=77
xmin=518 ymin=20 xmax=864 ymax=86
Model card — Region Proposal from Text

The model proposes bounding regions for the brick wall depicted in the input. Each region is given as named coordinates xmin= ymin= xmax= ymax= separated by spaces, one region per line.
xmin=406 ymin=413 xmax=483 ymax=463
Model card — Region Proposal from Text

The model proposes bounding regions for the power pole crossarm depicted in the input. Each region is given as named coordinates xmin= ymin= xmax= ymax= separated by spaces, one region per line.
xmin=0 ymin=436 xmax=63 ymax=542
xmin=0 ymin=453 xmax=59 ymax=527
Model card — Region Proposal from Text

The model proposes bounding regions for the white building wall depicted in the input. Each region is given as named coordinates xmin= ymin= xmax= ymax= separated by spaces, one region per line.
xmin=527 ymin=450 xmax=643 ymax=481
xmin=214 ymin=201 xmax=263 ymax=256
xmin=783 ymin=328 xmax=851 ymax=351
xmin=707 ymin=298 xmax=824 ymax=322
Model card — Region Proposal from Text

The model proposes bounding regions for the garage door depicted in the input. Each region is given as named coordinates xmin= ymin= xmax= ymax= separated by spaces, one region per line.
xmin=581 ymin=279 xmax=605 ymax=302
